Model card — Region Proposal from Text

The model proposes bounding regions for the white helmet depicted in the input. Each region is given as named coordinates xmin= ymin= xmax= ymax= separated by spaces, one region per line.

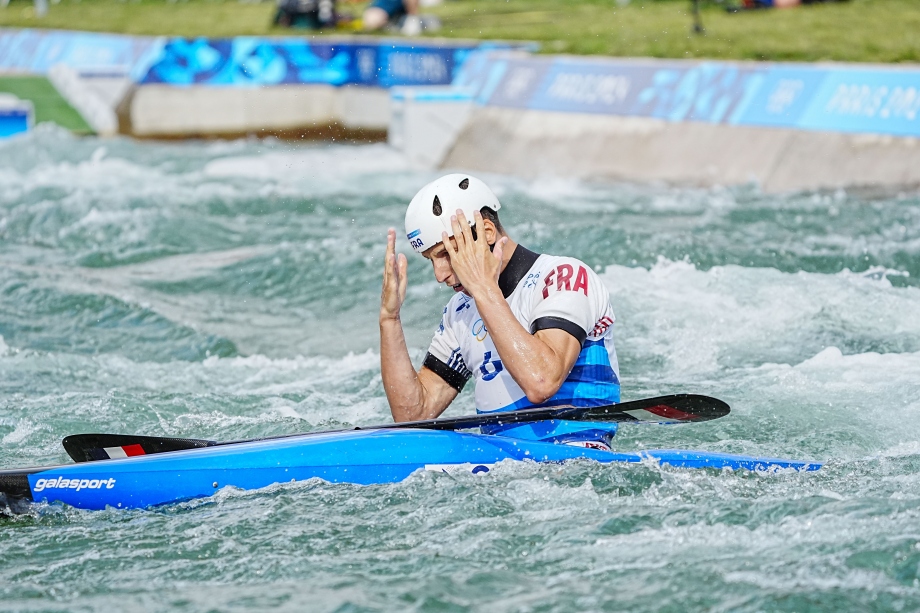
xmin=404 ymin=174 xmax=501 ymax=254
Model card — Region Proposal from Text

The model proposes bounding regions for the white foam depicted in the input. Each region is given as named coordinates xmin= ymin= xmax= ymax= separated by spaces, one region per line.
xmin=796 ymin=346 xmax=920 ymax=374
xmin=877 ymin=441 xmax=920 ymax=459
xmin=201 ymin=349 xmax=379 ymax=382
xmin=169 ymin=409 xmax=300 ymax=433
xmin=103 ymin=247 xmax=274 ymax=283
xmin=504 ymin=476 xmax=601 ymax=516
xmin=1 ymin=419 xmax=35 ymax=444
xmin=602 ymin=258 xmax=920 ymax=377
xmin=203 ymin=144 xmax=410 ymax=183
xmin=750 ymin=347 xmax=920 ymax=406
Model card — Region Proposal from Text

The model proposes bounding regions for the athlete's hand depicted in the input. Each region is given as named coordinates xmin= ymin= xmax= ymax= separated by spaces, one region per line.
xmin=443 ymin=210 xmax=508 ymax=298
xmin=380 ymin=228 xmax=408 ymax=323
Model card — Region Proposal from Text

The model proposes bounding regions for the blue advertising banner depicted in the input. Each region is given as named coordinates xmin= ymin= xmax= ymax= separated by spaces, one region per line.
xmin=485 ymin=58 xmax=550 ymax=108
xmin=467 ymin=52 xmax=920 ymax=138
xmin=376 ymin=45 xmax=469 ymax=87
xmin=730 ymin=67 xmax=825 ymax=128
xmin=4 ymin=29 xmax=918 ymax=136
xmin=0 ymin=28 xmax=163 ymax=77
xmin=480 ymin=57 xmax=763 ymax=124
xmin=141 ymin=38 xmax=353 ymax=86
xmin=795 ymin=69 xmax=920 ymax=136
xmin=138 ymin=38 xmax=477 ymax=87
xmin=0 ymin=29 xmax=486 ymax=88
xmin=528 ymin=60 xmax=652 ymax=115
xmin=632 ymin=62 xmax=762 ymax=124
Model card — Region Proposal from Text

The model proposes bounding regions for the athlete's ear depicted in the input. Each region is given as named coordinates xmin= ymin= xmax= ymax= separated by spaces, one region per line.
xmin=483 ymin=218 xmax=498 ymax=248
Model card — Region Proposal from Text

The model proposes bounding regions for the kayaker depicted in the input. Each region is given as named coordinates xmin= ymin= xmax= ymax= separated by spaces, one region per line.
xmin=380 ymin=174 xmax=621 ymax=450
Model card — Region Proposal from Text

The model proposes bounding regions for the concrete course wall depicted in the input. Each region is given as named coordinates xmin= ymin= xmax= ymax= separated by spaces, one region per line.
xmin=126 ymin=84 xmax=389 ymax=138
xmin=399 ymin=51 xmax=920 ymax=192
xmin=338 ymin=86 xmax=391 ymax=129
xmin=6 ymin=28 xmax=920 ymax=192
xmin=47 ymin=66 xmax=120 ymax=135
xmin=389 ymin=88 xmax=474 ymax=167
xmin=441 ymin=107 xmax=920 ymax=192
xmin=130 ymin=85 xmax=335 ymax=136
xmin=0 ymin=29 xmax=494 ymax=138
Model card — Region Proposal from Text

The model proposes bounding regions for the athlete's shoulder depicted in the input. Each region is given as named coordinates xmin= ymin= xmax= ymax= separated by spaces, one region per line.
xmin=532 ymin=253 xmax=606 ymax=297
xmin=535 ymin=253 xmax=591 ymax=271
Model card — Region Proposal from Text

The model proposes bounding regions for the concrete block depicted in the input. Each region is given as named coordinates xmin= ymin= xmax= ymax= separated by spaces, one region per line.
xmin=337 ymin=86 xmax=390 ymax=130
xmin=442 ymin=107 xmax=920 ymax=193
xmin=390 ymin=87 xmax=475 ymax=168
xmin=129 ymin=84 xmax=338 ymax=137
xmin=47 ymin=65 xmax=120 ymax=136
xmin=81 ymin=76 xmax=133 ymax=113
xmin=764 ymin=131 xmax=920 ymax=192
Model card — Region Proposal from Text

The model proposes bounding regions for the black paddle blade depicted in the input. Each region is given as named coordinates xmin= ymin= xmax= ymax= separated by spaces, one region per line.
xmin=577 ymin=394 xmax=730 ymax=424
xmin=62 ymin=394 xmax=730 ymax=463
xmin=62 ymin=434 xmax=216 ymax=463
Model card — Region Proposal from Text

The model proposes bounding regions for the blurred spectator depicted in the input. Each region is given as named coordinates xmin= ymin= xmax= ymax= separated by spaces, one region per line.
xmin=274 ymin=0 xmax=339 ymax=28
xmin=362 ymin=0 xmax=423 ymax=35
xmin=732 ymin=0 xmax=847 ymax=9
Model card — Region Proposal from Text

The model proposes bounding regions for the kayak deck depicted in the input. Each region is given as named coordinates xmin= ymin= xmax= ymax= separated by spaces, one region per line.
xmin=0 ymin=428 xmax=822 ymax=512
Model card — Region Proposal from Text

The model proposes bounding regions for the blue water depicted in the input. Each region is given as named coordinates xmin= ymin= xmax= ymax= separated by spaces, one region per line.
xmin=1 ymin=125 xmax=920 ymax=612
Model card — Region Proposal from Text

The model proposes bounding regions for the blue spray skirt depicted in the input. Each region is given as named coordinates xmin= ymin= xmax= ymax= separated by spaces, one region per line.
xmin=1 ymin=429 xmax=821 ymax=511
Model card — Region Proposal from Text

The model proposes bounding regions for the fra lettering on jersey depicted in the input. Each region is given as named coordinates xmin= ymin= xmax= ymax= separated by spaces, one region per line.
xmin=543 ymin=264 xmax=589 ymax=299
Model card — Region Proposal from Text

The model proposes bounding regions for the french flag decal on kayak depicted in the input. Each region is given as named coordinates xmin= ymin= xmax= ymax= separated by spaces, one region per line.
xmin=88 ymin=444 xmax=147 ymax=461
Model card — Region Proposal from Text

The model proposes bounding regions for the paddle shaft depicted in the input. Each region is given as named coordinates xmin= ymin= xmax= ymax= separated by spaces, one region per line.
xmin=62 ymin=394 xmax=730 ymax=463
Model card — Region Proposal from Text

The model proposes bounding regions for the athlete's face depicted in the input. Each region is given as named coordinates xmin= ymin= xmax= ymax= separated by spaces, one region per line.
xmin=423 ymin=238 xmax=466 ymax=294
xmin=421 ymin=218 xmax=500 ymax=295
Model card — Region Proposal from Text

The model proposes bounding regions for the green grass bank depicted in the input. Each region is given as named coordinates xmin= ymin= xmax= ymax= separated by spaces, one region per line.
xmin=0 ymin=0 xmax=918 ymax=63
xmin=0 ymin=76 xmax=92 ymax=133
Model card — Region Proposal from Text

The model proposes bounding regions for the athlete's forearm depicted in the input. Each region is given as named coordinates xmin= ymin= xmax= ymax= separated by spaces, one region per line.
xmin=443 ymin=210 xmax=566 ymax=400
xmin=470 ymin=283 xmax=569 ymax=404
xmin=379 ymin=317 xmax=428 ymax=422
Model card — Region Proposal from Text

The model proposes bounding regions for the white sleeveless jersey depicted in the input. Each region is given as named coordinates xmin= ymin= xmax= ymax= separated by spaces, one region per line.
xmin=423 ymin=246 xmax=620 ymax=413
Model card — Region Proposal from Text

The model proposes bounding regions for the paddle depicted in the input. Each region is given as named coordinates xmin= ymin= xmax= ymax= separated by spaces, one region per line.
xmin=62 ymin=394 xmax=729 ymax=463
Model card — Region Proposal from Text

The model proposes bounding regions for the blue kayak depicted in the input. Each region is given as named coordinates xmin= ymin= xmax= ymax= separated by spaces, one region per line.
xmin=1 ymin=428 xmax=822 ymax=512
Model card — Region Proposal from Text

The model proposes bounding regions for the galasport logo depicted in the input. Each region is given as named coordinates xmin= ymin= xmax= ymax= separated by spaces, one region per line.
xmin=543 ymin=264 xmax=589 ymax=299
xmin=34 ymin=476 xmax=116 ymax=492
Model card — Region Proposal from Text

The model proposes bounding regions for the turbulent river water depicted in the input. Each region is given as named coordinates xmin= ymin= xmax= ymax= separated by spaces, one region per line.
xmin=1 ymin=126 xmax=920 ymax=612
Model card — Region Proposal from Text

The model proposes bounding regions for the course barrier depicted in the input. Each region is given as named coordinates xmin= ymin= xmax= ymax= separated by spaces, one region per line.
xmin=139 ymin=38 xmax=477 ymax=87
xmin=0 ymin=28 xmax=490 ymax=88
xmin=454 ymin=52 xmax=920 ymax=138
xmin=4 ymin=28 xmax=920 ymax=190
xmin=385 ymin=51 xmax=920 ymax=191
xmin=0 ymin=28 xmax=163 ymax=78
xmin=0 ymin=28 xmax=498 ymax=137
